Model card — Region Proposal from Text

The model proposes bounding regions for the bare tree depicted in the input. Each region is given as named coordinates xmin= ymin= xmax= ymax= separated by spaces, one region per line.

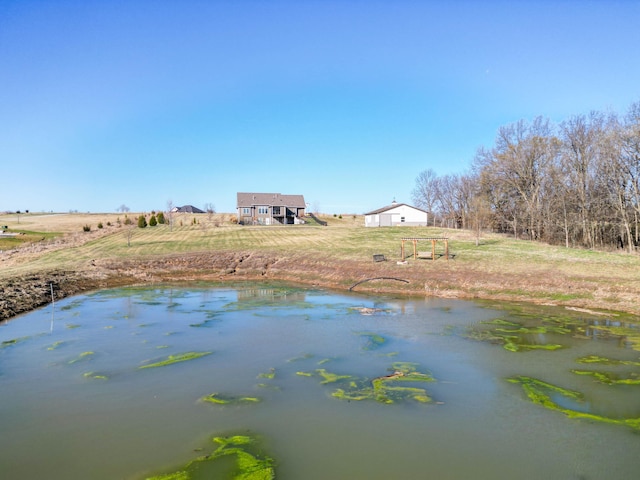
xmin=477 ymin=117 xmax=558 ymax=240
xmin=166 ymin=199 xmax=174 ymax=232
xmin=618 ymin=101 xmax=640 ymax=248
xmin=558 ymin=112 xmax=605 ymax=248
xmin=434 ymin=173 xmax=467 ymax=229
xmin=124 ymin=224 xmax=135 ymax=247
xmin=117 ymin=204 xmax=130 ymax=213
xmin=204 ymin=203 xmax=216 ymax=221
xmin=411 ymin=169 xmax=438 ymax=225
xmin=475 ymin=145 xmax=523 ymax=238
xmin=410 ymin=100 xmax=640 ymax=251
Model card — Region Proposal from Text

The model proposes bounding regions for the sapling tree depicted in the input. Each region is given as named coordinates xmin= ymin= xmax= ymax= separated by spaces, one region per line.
xmin=167 ymin=200 xmax=174 ymax=232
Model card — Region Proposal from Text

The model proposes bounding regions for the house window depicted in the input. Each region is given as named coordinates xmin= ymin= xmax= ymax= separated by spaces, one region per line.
xmin=242 ymin=207 xmax=250 ymax=215
xmin=258 ymin=206 xmax=268 ymax=215
xmin=273 ymin=206 xmax=281 ymax=215
xmin=401 ymin=217 xmax=405 ymax=222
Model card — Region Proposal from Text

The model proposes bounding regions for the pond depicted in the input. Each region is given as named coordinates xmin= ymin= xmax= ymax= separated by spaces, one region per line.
xmin=1 ymin=285 xmax=639 ymax=479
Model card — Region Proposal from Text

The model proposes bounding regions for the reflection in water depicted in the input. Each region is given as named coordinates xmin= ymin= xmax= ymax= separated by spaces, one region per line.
xmin=0 ymin=286 xmax=639 ymax=480
xmin=237 ymin=287 xmax=307 ymax=304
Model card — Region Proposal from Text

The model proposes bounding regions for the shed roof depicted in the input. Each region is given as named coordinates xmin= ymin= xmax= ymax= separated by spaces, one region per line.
xmin=237 ymin=192 xmax=306 ymax=208
xmin=364 ymin=202 xmax=428 ymax=216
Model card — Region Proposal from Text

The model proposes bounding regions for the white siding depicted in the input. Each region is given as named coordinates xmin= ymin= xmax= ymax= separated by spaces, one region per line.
xmin=364 ymin=204 xmax=427 ymax=227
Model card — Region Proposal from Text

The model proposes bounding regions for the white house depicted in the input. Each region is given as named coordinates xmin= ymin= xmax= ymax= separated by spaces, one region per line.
xmin=364 ymin=201 xmax=429 ymax=227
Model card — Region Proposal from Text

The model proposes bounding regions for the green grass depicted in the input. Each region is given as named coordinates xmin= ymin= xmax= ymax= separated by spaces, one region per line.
xmin=4 ymin=214 xmax=640 ymax=314
xmin=1 ymin=221 xmax=634 ymax=274
xmin=4 ymin=220 xmax=639 ymax=279
xmin=0 ymin=229 xmax=59 ymax=250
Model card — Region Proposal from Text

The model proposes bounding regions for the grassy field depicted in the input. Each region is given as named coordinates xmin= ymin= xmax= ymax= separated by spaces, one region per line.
xmin=2 ymin=212 xmax=640 ymax=315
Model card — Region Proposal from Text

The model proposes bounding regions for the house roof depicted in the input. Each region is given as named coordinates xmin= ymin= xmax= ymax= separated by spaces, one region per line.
xmin=175 ymin=205 xmax=204 ymax=213
xmin=364 ymin=202 xmax=428 ymax=215
xmin=237 ymin=192 xmax=306 ymax=208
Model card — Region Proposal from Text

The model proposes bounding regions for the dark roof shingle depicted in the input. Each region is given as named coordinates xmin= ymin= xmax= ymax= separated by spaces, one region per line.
xmin=237 ymin=192 xmax=306 ymax=208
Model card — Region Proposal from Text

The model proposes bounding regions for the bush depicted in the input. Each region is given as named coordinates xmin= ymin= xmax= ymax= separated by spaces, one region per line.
xmin=156 ymin=211 xmax=165 ymax=224
xmin=124 ymin=215 xmax=133 ymax=225
xmin=97 ymin=222 xmax=103 ymax=229
xmin=82 ymin=224 xmax=91 ymax=232
xmin=137 ymin=215 xmax=147 ymax=228
xmin=149 ymin=215 xmax=157 ymax=227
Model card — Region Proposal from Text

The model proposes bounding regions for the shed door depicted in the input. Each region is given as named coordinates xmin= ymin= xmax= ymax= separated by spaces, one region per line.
xmin=380 ymin=214 xmax=392 ymax=226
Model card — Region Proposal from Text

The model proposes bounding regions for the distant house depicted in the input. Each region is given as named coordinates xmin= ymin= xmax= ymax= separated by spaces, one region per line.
xmin=364 ymin=200 xmax=428 ymax=227
xmin=172 ymin=205 xmax=205 ymax=214
xmin=237 ymin=192 xmax=306 ymax=225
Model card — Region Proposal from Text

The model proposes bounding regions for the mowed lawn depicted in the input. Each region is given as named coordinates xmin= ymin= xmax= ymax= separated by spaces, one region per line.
xmin=2 ymin=213 xmax=640 ymax=298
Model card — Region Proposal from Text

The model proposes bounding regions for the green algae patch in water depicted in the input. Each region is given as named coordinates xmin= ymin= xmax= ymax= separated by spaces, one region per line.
xmin=317 ymin=357 xmax=335 ymax=365
xmin=507 ymin=375 xmax=640 ymax=431
xmin=1 ymin=333 xmax=45 ymax=348
xmin=209 ymin=435 xmax=275 ymax=480
xmin=46 ymin=341 xmax=65 ymax=350
xmin=482 ymin=318 xmax=521 ymax=327
xmin=315 ymin=368 xmax=353 ymax=384
xmin=146 ymin=472 xmax=188 ymax=480
xmin=357 ymin=332 xmax=387 ymax=351
xmin=467 ymin=320 xmax=565 ymax=352
xmin=257 ymin=368 xmax=276 ymax=380
xmin=571 ymin=370 xmax=640 ymax=385
xmin=296 ymin=369 xmax=353 ymax=384
xmin=1 ymin=337 xmax=25 ymax=348
xmin=287 ymin=353 xmax=314 ymax=363
xmin=299 ymin=362 xmax=436 ymax=404
xmin=60 ymin=299 xmax=85 ymax=311
xmin=256 ymin=368 xmax=279 ymax=390
xmin=471 ymin=302 xmax=639 ymax=351
xmin=583 ymin=319 xmax=640 ymax=351
xmin=335 ymin=362 xmax=436 ymax=404
xmin=576 ymin=355 xmax=640 ymax=366
xmin=139 ymin=352 xmax=212 ymax=369
xmin=143 ymin=433 xmax=275 ymax=480
xmin=502 ymin=339 xmax=564 ymax=353
xmin=201 ymin=393 xmax=261 ymax=405
xmin=68 ymin=351 xmax=95 ymax=364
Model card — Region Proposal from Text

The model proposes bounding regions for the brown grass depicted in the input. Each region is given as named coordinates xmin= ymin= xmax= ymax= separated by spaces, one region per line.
xmin=2 ymin=212 xmax=640 ymax=318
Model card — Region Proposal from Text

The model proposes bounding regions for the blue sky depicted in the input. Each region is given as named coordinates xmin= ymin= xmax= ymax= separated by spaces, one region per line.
xmin=2 ymin=0 xmax=639 ymax=214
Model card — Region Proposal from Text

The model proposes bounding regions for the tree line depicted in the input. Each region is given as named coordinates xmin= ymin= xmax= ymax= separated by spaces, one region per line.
xmin=412 ymin=101 xmax=640 ymax=251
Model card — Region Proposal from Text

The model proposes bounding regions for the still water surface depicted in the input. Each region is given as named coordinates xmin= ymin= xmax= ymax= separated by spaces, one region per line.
xmin=1 ymin=285 xmax=639 ymax=479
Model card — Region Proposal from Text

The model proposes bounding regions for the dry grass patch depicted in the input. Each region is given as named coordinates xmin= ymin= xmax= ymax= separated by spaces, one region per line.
xmin=3 ymin=214 xmax=640 ymax=315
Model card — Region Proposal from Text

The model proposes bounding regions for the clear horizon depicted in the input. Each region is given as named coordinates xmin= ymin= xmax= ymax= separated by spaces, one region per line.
xmin=2 ymin=1 xmax=639 ymax=214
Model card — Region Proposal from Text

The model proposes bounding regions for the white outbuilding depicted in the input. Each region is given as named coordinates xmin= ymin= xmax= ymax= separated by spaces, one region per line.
xmin=364 ymin=200 xmax=429 ymax=227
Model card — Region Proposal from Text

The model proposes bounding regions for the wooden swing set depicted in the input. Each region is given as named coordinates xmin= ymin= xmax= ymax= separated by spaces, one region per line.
xmin=400 ymin=237 xmax=451 ymax=261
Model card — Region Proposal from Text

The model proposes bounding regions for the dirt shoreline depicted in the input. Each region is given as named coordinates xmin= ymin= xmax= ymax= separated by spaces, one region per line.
xmin=2 ymin=249 xmax=637 ymax=322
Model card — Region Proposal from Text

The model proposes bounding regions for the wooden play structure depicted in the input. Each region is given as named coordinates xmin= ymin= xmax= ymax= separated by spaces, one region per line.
xmin=401 ymin=237 xmax=451 ymax=261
